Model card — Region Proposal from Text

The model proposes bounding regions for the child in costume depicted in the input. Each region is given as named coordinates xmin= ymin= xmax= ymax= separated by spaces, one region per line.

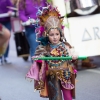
xmin=26 ymin=4 xmax=78 ymax=100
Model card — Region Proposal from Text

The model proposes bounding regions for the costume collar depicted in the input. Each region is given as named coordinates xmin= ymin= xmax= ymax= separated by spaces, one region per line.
xmin=49 ymin=42 xmax=62 ymax=49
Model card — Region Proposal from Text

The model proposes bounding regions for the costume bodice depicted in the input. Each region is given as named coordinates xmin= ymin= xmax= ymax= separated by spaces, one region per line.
xmin=46 ymin=42 xmax=69 ymax=68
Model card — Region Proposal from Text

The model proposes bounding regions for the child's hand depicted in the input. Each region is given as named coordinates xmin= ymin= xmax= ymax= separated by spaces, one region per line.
xmin=72 ymin=55 xmax=78 ymax=60
xmin=70 ymin=48 xmax=78 ymax=60
xmin=31 ymin=56 xmax=39 ymax=60
xmin=31 ymin=55 xmax=44 ymax=60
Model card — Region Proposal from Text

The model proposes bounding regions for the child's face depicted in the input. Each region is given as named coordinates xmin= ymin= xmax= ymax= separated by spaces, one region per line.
xmin=48 ymin=28 xmax=60 ymax=45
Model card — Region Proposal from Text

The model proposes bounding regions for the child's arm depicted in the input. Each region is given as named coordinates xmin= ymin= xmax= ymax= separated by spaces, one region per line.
xmin=34 ymin=45 xmax=47 ymax=56
xmin=65 ymin=45 xmax=78 ymax=60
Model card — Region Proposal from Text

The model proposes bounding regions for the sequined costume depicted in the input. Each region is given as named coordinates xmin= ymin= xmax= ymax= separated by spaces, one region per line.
xmin=26 ymin=3 xmax=77 ymax=100
xmin=33 ymin=42 xmax=76 ymax=100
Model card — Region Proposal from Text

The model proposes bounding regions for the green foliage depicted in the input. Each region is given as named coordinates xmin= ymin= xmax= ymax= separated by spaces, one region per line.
xmin=64 ymin=23 xmax=69 ymax=28
xmin=63 ymin=13 xmax=70 ymax=28
xmin=47 ymin=0 xmax=52 ymax=3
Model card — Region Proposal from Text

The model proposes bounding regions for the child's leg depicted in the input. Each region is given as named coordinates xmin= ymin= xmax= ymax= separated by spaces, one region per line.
xmin=47 ymin=75 xmax=63 ymax=100
xmin=61 ymin=86 xmax=72 ymax=100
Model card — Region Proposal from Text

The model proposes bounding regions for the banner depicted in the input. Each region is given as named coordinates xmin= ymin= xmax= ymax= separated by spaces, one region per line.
xmin=68 ymin=14 xmax=100 ymax=56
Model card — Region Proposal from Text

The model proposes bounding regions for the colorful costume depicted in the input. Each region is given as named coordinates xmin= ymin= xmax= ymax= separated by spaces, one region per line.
xmin=26 ymin=4 xmax=77 ymax=100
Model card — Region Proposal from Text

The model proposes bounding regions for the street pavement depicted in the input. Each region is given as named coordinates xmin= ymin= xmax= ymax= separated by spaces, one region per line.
xmin=0 ymin=34 xmax=100 ymax=100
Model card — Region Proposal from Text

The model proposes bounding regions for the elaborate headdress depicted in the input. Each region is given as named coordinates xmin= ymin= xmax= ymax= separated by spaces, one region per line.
xmin=35 ymin=4 xmax=66 ymax=45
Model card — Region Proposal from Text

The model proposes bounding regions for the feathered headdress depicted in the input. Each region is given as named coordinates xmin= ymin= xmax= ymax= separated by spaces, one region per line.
xmin=35 ymin=4 xmax=66 ymax=45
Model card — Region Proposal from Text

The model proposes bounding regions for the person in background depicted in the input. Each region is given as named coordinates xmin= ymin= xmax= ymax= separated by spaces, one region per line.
xmin=11 ymin=0 xmax=19 ymax=7
xmin=18 ymin=0 xmax=47 ymax=62
xmin=0 ymin=24 xmax=11 ymax=65
xmin=0 ymin=0 xmax=14 ymax=64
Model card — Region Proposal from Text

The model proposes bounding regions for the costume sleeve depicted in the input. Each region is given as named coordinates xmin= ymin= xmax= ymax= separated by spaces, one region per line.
xmin=64 ymin=42 xmax=76 ymax=56
xmin=65 ymin=45 xmax=72 ymax=56
xmin=35 ymin=45 xmax=48 ymax=56
xmin=65 ymin=44 xmax=78 ymax=64
xmin=27 ymin=44 xmax=47 ymax=91
xmin=70 ymin=48 xmax=77 ymax=56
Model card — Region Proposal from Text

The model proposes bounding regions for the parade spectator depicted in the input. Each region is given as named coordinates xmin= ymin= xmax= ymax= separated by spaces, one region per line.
xmin=11 ymin=0 xmax=19 ymax=7
xmin=0 ymin=24 xmax=11 ymax=64
xmin=0 ymin=0 xmax=14 ymax=64
xmin=18 ymin=0 xmax=46 ymax=62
